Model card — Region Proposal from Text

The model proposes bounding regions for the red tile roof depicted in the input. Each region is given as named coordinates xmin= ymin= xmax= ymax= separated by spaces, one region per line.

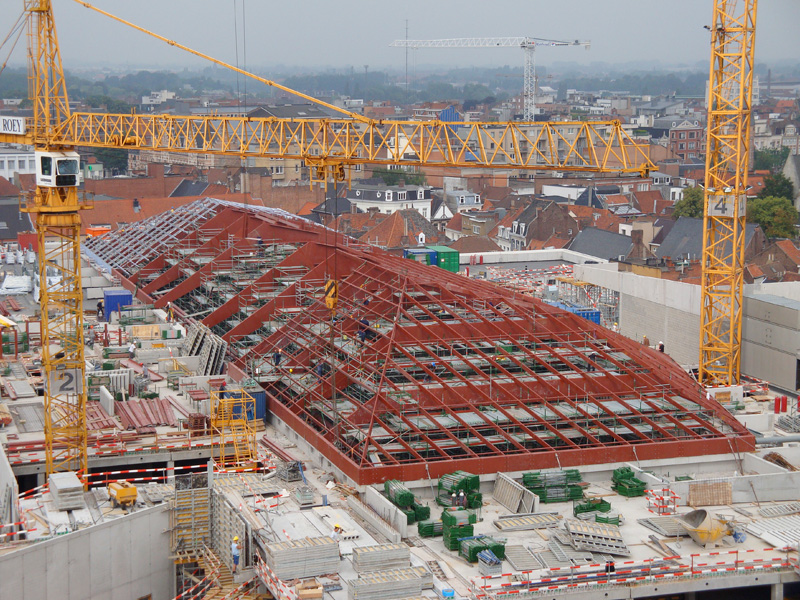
xmin=0 ymin=176 xmax=19 ymax=197
xmin=449 ymin=236 xmax=501 ymax=253
xmin=746 ymin=264 xmax=765 ymax=279
xmin=444 ymin=212 xmax=464 ymax=232
xmin=488 ymin=205 xmax=526 ymax=238
xmin=527 ymin=236 xmax=570 ymax=250
xmin=776 ymin=239 xmax=800 ymax=267
xmin=634 ymin=190 xmax=670 ymax=215
xmin=297 ymin=201 xmax=319 ymax=216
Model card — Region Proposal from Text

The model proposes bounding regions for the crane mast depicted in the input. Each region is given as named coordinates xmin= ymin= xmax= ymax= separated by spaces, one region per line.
xmin=699 ymin=0 xmax=757 ymax=387
xmin=390 ymin=37 xmax=590 ymax=121
xmin=24 ymin=0 xmax=88 ymax=479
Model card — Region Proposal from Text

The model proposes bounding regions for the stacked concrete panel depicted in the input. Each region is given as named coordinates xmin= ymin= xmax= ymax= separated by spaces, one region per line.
xmin=48 ymin=472 xmax=85 ymax=511
xmin=352 ymin=544 xmax=410 ymax=573
xmin=264 ymin=537 xmax=339 ymax=580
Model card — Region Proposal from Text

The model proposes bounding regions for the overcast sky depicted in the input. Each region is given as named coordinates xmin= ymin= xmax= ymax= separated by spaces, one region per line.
xmin=4 ymin=0 xmax=799 ymax=72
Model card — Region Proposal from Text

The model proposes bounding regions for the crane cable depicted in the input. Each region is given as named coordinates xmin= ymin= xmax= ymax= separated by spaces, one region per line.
xmin=71 ymin=0 xmax=369 ymax=123
xmin=0 ymin=12 xmax=26 ymax=79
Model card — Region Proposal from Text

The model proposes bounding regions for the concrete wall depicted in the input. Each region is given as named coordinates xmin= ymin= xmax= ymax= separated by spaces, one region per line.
xmin=0 ymin=505 xmax=172 ymax=600
xmin=460 ymin=249 xmax=609 ymax=266
xmin=0 ymin=445 xmax=18 ymax=526
xmin=574 ymin=264 xmax=702 ymax=365
xmin=742 ymin=293 xmax=800 ymax=391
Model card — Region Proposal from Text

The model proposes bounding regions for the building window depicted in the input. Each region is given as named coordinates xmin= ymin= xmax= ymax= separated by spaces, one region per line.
xmin=385 ymin=191 xmax=393 ymax=201
xmin=475 ymin=194 xmax=480 ymax=204
xmin=473 ymin=225 xmax=480 ymax=234
xmin=688 ymin=142 xmax=696 ymax=149
xmin=398 ymin=191 xmax=407 ymax=201
xmin=513 ymin=222 xmax=519 ymax=234
xmin=0 ymin=161 xmax=4 ymax=169
xmin=678 ymin=143 xmax=685 ymax=150
xmin=689 ymin=131 xmax=696 ymax=138
xmin=422 ymin=208 xmax=427 ymax=218
xmin=679 ymin=132 xmax=686 ymax=139
xmin=459 ymin=196 xmax=465 ymax=204
xmin=417 ymin=189 xmax=424 ymax=199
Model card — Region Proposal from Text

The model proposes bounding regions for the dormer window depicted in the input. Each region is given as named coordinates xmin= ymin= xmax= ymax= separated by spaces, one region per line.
xmin=398 ymin=191 xmax=407 ymax=201
xmin=459 ymin=195 xmax=466 ymax=204
xmin=512 ymin=222 xmax=519 ymax=234
xmin=475 ymin=194 xmax=480 ymax=204
xmin=385 ymin=191 xmax=393 ymax=201
xmin=417 ymin=189 xmax=424 ymax=199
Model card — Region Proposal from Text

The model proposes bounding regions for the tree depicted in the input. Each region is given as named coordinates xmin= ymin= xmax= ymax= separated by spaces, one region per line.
xmin=372 ymin=168 xmax=426 ymax=187
xmin=753 ymin=147 xmax=790 ymax=173
xmin=747 ymin=195 xmax=798 ymax=238
xmin=758 ymin=172 xmax=795 ymax=201
xmin=91 ymin=148 xmax=128 ymax=173
xmin=672 ymin=186 xmax=704 ymax=218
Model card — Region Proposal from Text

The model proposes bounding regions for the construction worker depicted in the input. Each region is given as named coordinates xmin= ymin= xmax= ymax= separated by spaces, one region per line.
xmin=273 ymin=348 xmax=283 ymax=369
xmin=658 ymin=341 xmax=665 ymax=353
xmin=450 ymin=492 xmax=458 ymax=507
xmin=128 ymin=341 xmax=136 ymax=358
xmin=642 ymin=334 xmax=650 ymax=347
xmin=458 ymin=490 xmax=467 ymax=508
xmin=332 ymin=524 xmax=343 ymax=559
xmin=231 ymin=536 xmax=241 ymax=573
xmin=96 ymin=299 xmax=104 ymax=319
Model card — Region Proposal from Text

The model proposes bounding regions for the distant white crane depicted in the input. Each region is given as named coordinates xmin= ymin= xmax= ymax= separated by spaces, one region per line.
xmin=390 ymin=37 xmax=590 ymax=121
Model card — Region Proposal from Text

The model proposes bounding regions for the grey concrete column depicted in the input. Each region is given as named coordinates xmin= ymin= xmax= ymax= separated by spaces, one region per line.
xmin=167 ymin=460 xmax=175 ymax=483
xmin=771 ymin=582 xmax=783 ymax=600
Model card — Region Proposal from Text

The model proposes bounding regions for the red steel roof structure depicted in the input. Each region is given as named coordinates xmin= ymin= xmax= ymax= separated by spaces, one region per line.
xmin=85 ymin=199 xmax=754 ymax=485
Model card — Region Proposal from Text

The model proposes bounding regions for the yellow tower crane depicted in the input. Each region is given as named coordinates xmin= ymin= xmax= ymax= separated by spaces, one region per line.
xmin=0 ymin=0 xmax=655 ymax=480
xmin=699 ymin=0 xmax=758 ymax=387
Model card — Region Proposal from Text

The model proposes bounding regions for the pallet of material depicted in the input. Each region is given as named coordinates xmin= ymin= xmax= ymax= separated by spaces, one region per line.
xmin=352 ymin=543 xmax=411 ymax=573
xmin=564 ymin=519 xmax=630 ymax=556
xmin=49 ymin=472 xmax=85 ymax=511
xmin=493 ymin=513 xmax=561 ymax=532
xmin=265 ymin=536 xmax=340 ymax=580
xmin=687 ymin=481 xmax=732 ymax=507
xmin=347 ymin=566 xmax=431 ymax=600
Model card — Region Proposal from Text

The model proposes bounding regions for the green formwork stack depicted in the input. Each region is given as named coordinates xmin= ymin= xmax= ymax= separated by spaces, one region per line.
xmin=459 ymin=536 xmax=506 ymax=563
xmin=417 ymin=519 xmax=443 ymax=538
xmin=437 ymin=471 xmax=482 ymax=507
xmin=441 ymin=508 xmax=476 ymax=551
xmin=385 ymin=480 xmax=415 ymax=507
xmin=611 ymin=467 xmax=646 ymax=497
xmin=383 ymin=480 xmax=430 ymax=525
xmin=522 ymin=469 xmax=584 ymax=504
xmin=574 ymin=498 xmax=611 ymax=517
xmin=595 ymin=513 xmax=621 ymax=525
xmin=426 ymin=246 xmax=460 ymax=273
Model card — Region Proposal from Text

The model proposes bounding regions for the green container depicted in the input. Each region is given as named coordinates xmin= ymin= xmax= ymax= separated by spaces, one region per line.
xmin=426 ymin=245 xmax=460 ymax=273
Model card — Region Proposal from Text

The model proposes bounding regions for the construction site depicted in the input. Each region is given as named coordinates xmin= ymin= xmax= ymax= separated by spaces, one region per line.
xmin=1 ymin=1 xmax=799 ymax=600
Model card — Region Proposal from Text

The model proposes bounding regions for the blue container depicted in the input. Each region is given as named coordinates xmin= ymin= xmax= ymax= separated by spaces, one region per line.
xmin=251 ymin=390 xmax=267 ymax=420
xmin=103 ymin=289 xmax=133 ymax=322
xmin=545 ymin=301 xmax=601 ymax=325
xmin=403 ymin=248 xmax=436 ymax=265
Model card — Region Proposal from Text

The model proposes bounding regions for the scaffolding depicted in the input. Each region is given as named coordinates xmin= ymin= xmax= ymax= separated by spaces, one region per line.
xmin=211 ymin=389 xmax=257 ymax=469
xmin=556 ymin=277 xmax=620 ymax=327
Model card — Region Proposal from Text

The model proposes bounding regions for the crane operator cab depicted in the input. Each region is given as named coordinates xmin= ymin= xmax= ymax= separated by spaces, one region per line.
xmin=36 ymin=150 xmax=80 ymax=188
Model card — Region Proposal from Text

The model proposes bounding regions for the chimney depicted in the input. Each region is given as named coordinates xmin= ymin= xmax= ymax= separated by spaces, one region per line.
xmin=398 ymin=179 xmax=405 ymax=187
